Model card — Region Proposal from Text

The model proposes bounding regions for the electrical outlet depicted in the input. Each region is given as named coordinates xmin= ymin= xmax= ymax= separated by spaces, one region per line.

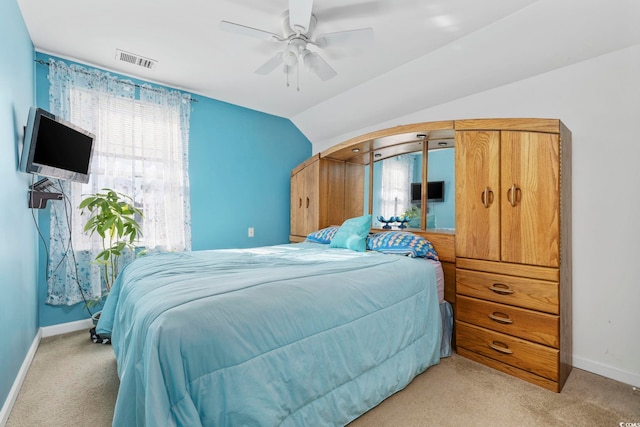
xmin=248 ymin=227 xmax=254 ymax=237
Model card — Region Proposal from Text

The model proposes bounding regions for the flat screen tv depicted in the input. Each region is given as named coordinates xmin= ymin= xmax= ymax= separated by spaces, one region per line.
xmin=411 ymin=181 xmax=445 ymax=203
xmin=19 ymin=107 xmax=95 ymax=184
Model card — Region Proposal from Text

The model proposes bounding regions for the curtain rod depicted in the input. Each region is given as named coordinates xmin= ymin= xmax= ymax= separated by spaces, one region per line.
xmin=34 ymin=59 xmax=198 ymax=103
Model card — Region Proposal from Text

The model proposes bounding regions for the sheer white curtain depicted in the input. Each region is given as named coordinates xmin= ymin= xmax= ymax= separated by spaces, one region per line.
xmin=379 ymin=154 xmax=414 ymax=219
xmin=46 ymin=59 xmax=191 ymax=305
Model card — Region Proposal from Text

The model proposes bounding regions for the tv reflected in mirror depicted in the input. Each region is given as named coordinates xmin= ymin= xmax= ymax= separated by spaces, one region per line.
xmin=411 ymin=181 xmax=444 ymax=203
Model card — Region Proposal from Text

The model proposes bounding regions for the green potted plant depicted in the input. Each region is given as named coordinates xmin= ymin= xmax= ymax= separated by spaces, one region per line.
xmin=79 ymin=188 xmax=143 ymax=323
xmin=402 ymin=205 xmax=421 ymax=228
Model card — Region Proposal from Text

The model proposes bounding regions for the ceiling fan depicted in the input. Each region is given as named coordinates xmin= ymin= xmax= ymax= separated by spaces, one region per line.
xmin=219 ymin=0 xmax=374 ymax=84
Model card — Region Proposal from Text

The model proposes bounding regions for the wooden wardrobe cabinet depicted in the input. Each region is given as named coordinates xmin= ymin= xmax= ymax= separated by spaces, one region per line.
xmin=289 ymin=154 xmax=364 ymax=242
xmin=454 ymin=120 xmax=572 ymax=392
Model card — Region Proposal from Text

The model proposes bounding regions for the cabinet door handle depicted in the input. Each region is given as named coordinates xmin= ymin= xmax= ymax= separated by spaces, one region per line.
xmin=488 ymin=312 xmax=514 ymax=324
xmin=306 ymin=197 xmax=310 ymax=208
xmin=488 ymin=284 xmax=515 ymax=295
xmin=298 ymin=197 xmax=302 ymax=208
xmin=481 ymin=187 xmax=493 ymax=208
xmin=489 ymin=341 xmax=514 ymax=354
xmin=507 ymin=184 xmax=520 ymax=207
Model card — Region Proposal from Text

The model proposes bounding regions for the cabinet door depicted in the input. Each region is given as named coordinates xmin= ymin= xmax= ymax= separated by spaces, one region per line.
xmin=501 ymin=131 xmax=560 ymax=267
xmin=455 ymin=131 xmax=501 ymax=261
xmin=303 ymin=159 xmax=320 ymax=234
xmin=290 ymin=169 xmax=305 ymax=237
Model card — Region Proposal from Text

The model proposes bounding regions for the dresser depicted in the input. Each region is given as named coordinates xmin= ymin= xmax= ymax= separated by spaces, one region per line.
xmin=454 ymin=119 xmax=572 ymax=392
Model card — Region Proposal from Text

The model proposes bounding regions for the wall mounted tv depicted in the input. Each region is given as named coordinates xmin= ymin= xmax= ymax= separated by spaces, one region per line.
xmin=411 ymin=181 xmax=445 ymax=203
xmin=19 ymin=107 xmax=95 ymax=184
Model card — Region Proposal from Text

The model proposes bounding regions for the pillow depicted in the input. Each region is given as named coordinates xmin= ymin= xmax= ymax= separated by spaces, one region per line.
xmin=367 ymin=231 xmax=439 ymax=261
xmin=305 ymin=226 xmax=339 ymax=244
xmin=328 ymin=214 xmax=372 ymax=252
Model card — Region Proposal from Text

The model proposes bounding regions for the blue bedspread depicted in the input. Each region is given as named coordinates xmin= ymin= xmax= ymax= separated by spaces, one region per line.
xmin=97 ymin=242 xmax=442 ymax=426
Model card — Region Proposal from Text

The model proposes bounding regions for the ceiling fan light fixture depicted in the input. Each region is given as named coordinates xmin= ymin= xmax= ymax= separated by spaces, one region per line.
xmin=283 ymin=47 xmax=298 ymax=67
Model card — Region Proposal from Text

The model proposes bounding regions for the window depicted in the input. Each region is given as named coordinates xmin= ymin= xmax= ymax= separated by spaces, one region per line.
xmin=68 ymin=88 xmax=190 ymax=252
xmin=46 ymin=58 xmax=191 ymax=305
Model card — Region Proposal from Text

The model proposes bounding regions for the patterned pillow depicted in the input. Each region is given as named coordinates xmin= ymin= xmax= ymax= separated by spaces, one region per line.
xmin=328 ymin=214 xmax=372 ymax=252
xmin=305 ymin=226 xmax=339 ymax=244
xmin=367 ymin=231 xmax=439 ymax=261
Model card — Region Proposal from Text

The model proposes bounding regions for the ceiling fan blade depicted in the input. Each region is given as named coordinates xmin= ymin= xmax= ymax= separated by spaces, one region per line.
xmin=255 ymin=53 xmax=284 ymax=75
xmin=303 ymin=52 xmax=337 ymax=81
xmin=219 ymin=20 xmax=281 ymax=41
xmin=315 ymin=28 xmax=374 ymax=49
xmin=289 ymin=0 xmax=314 ymax=33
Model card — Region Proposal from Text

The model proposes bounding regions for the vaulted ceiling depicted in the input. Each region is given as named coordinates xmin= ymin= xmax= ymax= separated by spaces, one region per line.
xmin=17 ymin=0 xmax=640 ymax=144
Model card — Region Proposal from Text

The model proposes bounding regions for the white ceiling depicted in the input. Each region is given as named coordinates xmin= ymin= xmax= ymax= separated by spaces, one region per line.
xmin=16 ymin=0 xmax=640 ymax=144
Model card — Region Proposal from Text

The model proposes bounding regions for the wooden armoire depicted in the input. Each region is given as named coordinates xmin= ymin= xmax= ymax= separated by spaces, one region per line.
xmin=454 ymin=119 xmax=572 ymax=392
xmin=290 ymin=118 xmax=572 ymax=392
xmin=289 ymin=154 xmax=364 ymax=242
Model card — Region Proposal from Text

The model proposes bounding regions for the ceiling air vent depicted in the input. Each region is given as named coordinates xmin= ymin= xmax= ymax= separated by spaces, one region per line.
xmin=115 ymin=49 xmax=157 ymax=69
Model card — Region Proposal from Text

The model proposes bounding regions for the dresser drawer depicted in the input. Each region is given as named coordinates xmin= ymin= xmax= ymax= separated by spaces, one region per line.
xmin=456 ymin=295 xmax=559 ymax=347
xmin=456 ymin=269 xmax=559 ymax=314
xmin=456 ymin=321 xmax=559 ymax=381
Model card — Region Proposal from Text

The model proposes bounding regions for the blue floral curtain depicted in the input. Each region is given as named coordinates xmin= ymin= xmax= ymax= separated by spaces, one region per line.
xmin=46 ymin=58 xmax=191 ymax=305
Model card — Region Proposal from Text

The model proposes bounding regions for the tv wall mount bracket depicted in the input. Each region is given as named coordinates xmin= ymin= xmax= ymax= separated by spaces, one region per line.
xmin=28 ymin=178 xmax=62 ymax=209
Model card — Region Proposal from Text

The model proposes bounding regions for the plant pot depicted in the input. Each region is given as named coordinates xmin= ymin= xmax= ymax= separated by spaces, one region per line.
xmin=91 ymin=310 xmax=102 ymax=326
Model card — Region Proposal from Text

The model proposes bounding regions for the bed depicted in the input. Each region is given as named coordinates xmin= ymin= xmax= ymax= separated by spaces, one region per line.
xmin=97 ymin=228 xmax=452 ymax=426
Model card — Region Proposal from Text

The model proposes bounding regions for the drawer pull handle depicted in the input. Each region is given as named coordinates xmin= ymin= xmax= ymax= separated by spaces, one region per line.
xmin=488 ymin=312 xmax=514 ymax=324
xmin=489 ymin=341 xmax=513 ymax=354
xmin=489 ymin=284 xmax=515 ymax=295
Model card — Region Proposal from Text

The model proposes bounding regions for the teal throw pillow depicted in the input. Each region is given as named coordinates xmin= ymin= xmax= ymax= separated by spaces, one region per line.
xmin=329 ymin=214 xmax=372 ymax=252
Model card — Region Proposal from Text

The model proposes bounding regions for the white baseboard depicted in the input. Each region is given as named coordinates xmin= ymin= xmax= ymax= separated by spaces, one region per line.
xmin=1 ymin=319 xmax=94 ymax=426
xmin=41 ymin=318 xmax=93 ymax=338
xmin=0 ymin=329 xmax=41 ymax=427
xmin=573 ymin=355 xmax=640 ymax=388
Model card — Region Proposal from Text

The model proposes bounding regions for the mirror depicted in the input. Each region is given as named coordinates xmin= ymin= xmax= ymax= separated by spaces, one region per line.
xmin=370 ymin=147 xmax=455 ymax=230
xmin=426 ymin=147 xmax=455 ymax=230
xmin=371 ymin=151 xmax=422 ymax=228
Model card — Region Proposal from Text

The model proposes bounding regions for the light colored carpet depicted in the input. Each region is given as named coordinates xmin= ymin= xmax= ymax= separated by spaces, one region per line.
xmin=6 ymin=330 xmax=640 ymax=426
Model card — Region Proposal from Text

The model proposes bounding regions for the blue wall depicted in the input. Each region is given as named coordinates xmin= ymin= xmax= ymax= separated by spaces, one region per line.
xmin=189 ymin=95 xmax=309 ymax=250
xmin=0 ymin=0 xmax=37 ymax=414
xmin=34 ymin=53 xmax=312 ymax=327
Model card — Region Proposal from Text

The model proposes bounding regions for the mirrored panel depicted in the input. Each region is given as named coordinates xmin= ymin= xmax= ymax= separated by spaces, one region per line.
xmin=371 ymin=151 xmax=423 ymax=229
xmin=370 ymin=147 xmax=455 ymax=230
xmin=426 ymin=147 xmax=455 ymax=230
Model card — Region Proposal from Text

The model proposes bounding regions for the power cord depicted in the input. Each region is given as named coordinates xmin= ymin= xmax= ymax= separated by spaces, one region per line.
xmin=54 ymin=179 xmax=94 ymax=316
xmin=29 ymin=176 xmax=94 ymax=317
xmin=30 ymin=175 xmax=51 ymax=282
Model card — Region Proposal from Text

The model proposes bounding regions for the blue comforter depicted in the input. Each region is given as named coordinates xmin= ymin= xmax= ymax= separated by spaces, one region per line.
xmin=97 ymin=243 xmax=442 ymax=426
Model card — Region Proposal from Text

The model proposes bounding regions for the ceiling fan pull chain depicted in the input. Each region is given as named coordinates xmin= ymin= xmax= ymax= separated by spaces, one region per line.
xmin=297 ymin=63 xmax=300 ymax=91
xmin=286 ymin=66 xmax=290 ymax=88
